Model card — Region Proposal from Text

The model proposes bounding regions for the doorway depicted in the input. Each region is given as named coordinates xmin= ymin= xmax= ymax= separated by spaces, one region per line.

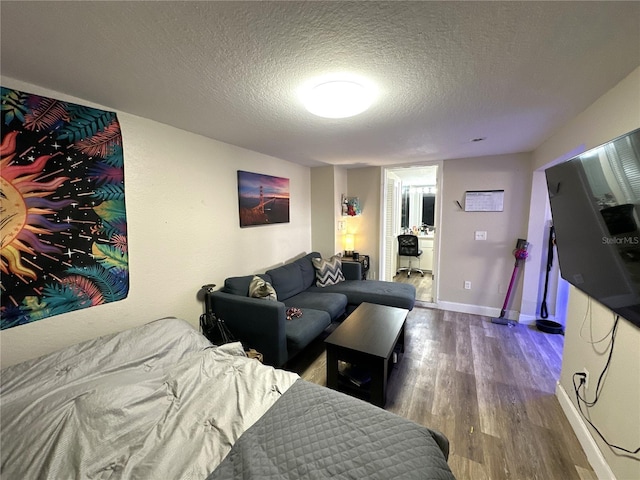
xmin=382 ymin=164 xmax=441 ymax=304
xmin=523 ymin=168 xmax=572 ymax=327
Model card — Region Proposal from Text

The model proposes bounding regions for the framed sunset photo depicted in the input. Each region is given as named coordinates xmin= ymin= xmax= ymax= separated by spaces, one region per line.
xmin=237 ymin=171 xmax=290 ymax=227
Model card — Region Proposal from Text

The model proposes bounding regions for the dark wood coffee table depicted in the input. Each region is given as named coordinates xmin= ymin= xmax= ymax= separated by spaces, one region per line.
xmin=325 ymin=302 xmax=409 ymax=407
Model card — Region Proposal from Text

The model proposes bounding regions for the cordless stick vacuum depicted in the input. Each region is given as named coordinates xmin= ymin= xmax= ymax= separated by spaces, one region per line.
xmin=491 ymin=238 xmax=530 ymax=326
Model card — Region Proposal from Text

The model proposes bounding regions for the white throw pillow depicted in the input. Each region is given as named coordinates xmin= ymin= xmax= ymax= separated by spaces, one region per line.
xmin=248 ymin=276 xmax=277 ymax=300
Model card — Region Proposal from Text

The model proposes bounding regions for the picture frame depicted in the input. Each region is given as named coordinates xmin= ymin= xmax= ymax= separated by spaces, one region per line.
xmin=341 ymin=195 xmax=361 ymax=216
xmin=237 ymin=171 xmax=290 ymax=227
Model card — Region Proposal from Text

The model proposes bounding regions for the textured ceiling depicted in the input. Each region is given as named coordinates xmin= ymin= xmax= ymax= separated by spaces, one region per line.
xmin=1 ymin=1 xmax=639 ymax=168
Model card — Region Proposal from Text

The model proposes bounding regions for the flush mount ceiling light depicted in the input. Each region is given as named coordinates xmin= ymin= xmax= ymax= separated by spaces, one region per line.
xmin=300 ymin=75 xmax=377 ymax=119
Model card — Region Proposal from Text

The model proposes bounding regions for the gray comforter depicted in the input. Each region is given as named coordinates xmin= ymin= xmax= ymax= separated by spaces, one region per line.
xmin=208 ymin=379 xmax=455 ymax=480
xmin=1 ymin=316 xmax=455 ymax=480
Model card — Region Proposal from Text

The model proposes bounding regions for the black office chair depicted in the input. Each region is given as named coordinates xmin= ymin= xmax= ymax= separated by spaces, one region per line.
xmin=396 ymin=234 xmax=424 ymax=277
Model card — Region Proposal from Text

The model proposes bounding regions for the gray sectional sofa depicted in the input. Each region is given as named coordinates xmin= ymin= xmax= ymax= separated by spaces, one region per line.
xmin=209 ymin=252 xmax=416 ymax=367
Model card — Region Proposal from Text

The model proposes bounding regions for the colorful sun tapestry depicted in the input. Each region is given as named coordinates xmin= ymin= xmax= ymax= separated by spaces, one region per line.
xmin=1 ymin=87 xmax=129 ymax=329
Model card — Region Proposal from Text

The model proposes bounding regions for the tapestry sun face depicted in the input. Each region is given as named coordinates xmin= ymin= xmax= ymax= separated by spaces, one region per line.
xmin=1 ymin=87 xmax=129 ymax=329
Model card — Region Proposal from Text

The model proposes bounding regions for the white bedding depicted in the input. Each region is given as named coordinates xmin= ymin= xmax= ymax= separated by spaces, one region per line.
xmin=0 ymin=317 xmax=298 ymax=479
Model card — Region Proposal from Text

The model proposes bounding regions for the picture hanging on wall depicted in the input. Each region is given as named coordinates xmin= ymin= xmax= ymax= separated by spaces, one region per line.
xmin=1 ymin=86 xmax=129 ymax=329
xmin=237 ymin=170 xmax=290 ymax=227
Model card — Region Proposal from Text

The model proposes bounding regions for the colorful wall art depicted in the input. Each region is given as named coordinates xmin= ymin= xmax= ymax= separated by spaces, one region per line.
xmin=1 ymin=87 xmax=129 ymax=329
xmin=237 ymin=171 xmax=290 ymax=227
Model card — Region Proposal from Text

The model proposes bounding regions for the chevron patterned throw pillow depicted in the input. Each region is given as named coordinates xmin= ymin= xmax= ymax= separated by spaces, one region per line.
xmin=312 ymin=255 xmax=345 ymax=287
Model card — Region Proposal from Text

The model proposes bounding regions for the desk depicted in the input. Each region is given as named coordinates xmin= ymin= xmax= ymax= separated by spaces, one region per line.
xmin=417 ymin=236 xmax=434 ymax=272
xmin=343 ymin=254 xmax=369 ymax=280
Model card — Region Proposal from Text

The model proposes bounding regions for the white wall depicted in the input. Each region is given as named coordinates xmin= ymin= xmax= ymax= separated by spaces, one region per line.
xmin=310 ymin=166 xmax=348 ymax=257
xmin=439 ymin=153 xmax=533 ymax=317
xmin=345 ymin=167 xmax=381 ymax=278
xmin=533 ymin=67 xmax=640 ymax=480
xmin=310 ymin=166 xmax=337 ymax=257
xmin=1 ymin=77 xmax=313 ymax=367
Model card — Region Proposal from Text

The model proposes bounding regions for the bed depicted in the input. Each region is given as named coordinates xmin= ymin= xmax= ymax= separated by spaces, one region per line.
xmin=0 ymin=317 xmax=455 ymax=479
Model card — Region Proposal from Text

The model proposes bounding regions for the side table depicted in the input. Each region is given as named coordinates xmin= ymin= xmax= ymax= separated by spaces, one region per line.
xmin=343 ymin=254 xmax=370 ymax=280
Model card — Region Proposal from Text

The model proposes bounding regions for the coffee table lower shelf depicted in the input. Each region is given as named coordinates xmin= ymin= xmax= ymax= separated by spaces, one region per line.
xmin=324 ymin=302 xmax=408 ymax=407
xmin=332 ymin=351 xmax=402 ymax=404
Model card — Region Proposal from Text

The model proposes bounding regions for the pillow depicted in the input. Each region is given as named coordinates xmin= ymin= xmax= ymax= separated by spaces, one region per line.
xmin=248 ymin=275 xmax=277 ymax=301
xmin=311 ymin=255 xmax=345 ymax=287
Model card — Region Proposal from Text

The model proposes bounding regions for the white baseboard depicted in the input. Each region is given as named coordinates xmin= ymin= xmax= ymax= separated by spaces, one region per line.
xmin=515 ymin=313 xmax=537 ymax=325
xmin=555 ymin=382 xmax=615 ymax=480
xmin=434 ymin=302 xmax=566 ymax=327
xmin=436 ymin=301 xmax=519 ymax=321
xmin=518 ymin=313 xmax=563 ymax=326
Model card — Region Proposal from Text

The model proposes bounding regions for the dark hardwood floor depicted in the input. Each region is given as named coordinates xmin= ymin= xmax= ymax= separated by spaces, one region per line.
xmin=286 ymin=307 xmax=597 ymax=480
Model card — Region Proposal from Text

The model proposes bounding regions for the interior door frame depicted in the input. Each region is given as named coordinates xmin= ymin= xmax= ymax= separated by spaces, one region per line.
xmin=380 ymin=161 xmax=443 ymax=305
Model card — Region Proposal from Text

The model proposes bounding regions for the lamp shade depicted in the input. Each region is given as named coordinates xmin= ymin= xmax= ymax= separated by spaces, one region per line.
xmin=344 ymin=234 xmax=355 ymax=252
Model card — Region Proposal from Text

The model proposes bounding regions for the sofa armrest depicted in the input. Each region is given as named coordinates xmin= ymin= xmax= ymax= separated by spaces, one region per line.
xmin=209 ymin=291 xmax=288 ymax=367
xmin=341 ymin=260 xmax=362 ymax=281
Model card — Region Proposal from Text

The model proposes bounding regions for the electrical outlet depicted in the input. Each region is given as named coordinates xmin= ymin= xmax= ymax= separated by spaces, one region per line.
xmin=464 ymin=281 xmax=471 ymax=290
xmin=474 ymin=230 xmax=487 ymax=241
xmin=583 ymin=368 xmax=589 ymax=390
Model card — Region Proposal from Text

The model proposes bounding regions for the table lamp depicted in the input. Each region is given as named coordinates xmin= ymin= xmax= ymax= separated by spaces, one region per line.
xmin=344 ymin=234 xmax=355 ymax=257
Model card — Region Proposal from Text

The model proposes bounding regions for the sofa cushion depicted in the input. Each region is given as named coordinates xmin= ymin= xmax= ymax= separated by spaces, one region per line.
xmin=223 ymin=274 xmax=272 ymax=296
xmin=312 ymin=255 xmax=345 ymax=287
xmin=306 ymin=280 xmax=416 ymax=311
xmin=249 ymin=276 xmax=277 ymax=301
xmin=284 ymin=291 xmax=347 ymax=321
xmin=295 ymin=252 xmax=320 ymax=290
xmin=284 ymin=309 xmax=331 ymax=357
xmin=266 ymin=263 xmax=304 ymax=301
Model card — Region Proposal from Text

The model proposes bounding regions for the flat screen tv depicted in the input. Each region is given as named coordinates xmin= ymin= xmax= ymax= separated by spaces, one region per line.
xmin=545 ymin=128 xmax=640 ymax=329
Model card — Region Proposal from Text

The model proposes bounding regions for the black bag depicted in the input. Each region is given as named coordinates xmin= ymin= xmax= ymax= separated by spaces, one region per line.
xmin=200 ymin=284 xmax=236 ymax=345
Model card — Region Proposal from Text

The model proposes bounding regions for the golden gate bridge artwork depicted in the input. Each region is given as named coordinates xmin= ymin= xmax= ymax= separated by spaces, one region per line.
xmin=237 ymin=171 xmax=290 ymax=227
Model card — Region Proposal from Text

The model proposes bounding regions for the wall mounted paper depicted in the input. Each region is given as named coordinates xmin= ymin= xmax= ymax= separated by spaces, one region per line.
xmin=464 ymin=190 xmax=504 ymax=212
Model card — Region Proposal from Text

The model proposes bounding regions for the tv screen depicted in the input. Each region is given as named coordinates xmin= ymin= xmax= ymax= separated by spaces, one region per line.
xmin=545 ymin=128 xmax=640 ymax=328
